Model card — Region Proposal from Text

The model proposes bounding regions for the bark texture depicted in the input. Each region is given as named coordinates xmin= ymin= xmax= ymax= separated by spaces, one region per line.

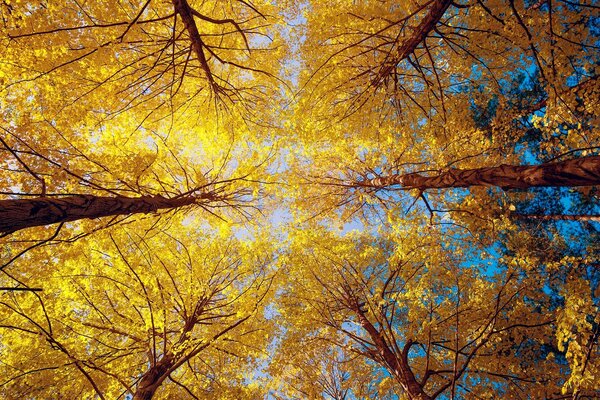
xmin=0 ymin=194 xmax=199 ymax=234
xmin=360 ymin=156 xmax=600 ymax=190
xmin=375 ymin=0 xmax=453 ymax=85
xmin=512 ymin=213 xmax=600 ymax=222
xmin=132 ymin=355 xmax=175 ymax=400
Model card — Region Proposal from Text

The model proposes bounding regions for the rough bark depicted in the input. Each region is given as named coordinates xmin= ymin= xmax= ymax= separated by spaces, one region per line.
xmin=0 ymin=194 xmax=200 ymax=234
xmin=375 ymin=0 xmax=453 ymax=85
xmin=132 ymin=354 xmax=175 ymax=400
xmin=359 ymin=156 xmax=600 ymax=190
xmin=512 ymin=213 xmax=600 ymax=222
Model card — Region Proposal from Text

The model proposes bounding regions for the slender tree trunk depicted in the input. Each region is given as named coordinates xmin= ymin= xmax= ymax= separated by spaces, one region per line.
xmin=359 ymin=156 xmax=600 ymax=190
xmin=512 ymin=213 xmax=600 ymax=222
xmin=375 ymin=0 xmax=452 ymax=85
xmin=172 ymin=0 xmax=218 ymax=90
xmin=0 ymin=194 xmax=200 ymax=234
xmin=352 ymin=304 xmax=431 ymax=400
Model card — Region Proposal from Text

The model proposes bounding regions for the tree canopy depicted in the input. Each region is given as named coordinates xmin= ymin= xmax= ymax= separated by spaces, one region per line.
xmin=1 ymin=0 xmax=599 ymax=399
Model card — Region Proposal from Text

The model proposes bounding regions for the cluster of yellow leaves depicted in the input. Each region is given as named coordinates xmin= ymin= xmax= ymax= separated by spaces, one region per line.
xmin=0 ymin=0 xmax=599 ymax=398
xmin=0 ymin=219 xmax=277 ymax=398
xmin=557 ymin=276 xmax=599 ymax=394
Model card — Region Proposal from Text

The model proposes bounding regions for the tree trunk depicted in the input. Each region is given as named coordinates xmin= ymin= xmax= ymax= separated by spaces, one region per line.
xmin=359 ymin=156 xmax=600 ymax=190
xmin=352 ymin=304 xmax=431 ymax=400
xmin=0 ymin=194 xmax=199 ymax=234
xmin=172 ymin=0 xmax=217 ymax=91
xmin=375 ymin=0 xmax=452 ymax=85
xmin=132 ymin=354 xmax=175 ymax=400
xmin=512 ymin=213 xmax=600 ymax=222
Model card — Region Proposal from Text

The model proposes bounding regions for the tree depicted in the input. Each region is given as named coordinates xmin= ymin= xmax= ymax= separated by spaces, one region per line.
xmin=288 ymin=0 xmax=599 ymax=220
xmin=0 ymin=222 xmax=276 ymax=399
xmin=0 ymin=193 xmax=211 ymax=235
xmin=0 ymin=0 xmax=282 ymax=272
xmin=356 ymin=155 xmax=600 ymax=190
xmin=0 ymin=5 xmax=282 ymax=397
xmin=1 ymin=0 xmax=282 ymax=107
xmin=275 ymin=224 xmax=599 ymax=399
xmin=0 ymin=115 xmax=273 ymax=277
xmin=276 ymin=3 xmax=600 ymax=396
xmin=1 ymin=0 xmax=599 ymax=399
xmin=0 ymin=0 xmax=283 ymax=237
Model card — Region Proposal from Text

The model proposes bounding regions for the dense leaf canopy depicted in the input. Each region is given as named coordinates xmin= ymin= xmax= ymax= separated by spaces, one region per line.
xmin=1 ymin=0 xmax=599 ymax=399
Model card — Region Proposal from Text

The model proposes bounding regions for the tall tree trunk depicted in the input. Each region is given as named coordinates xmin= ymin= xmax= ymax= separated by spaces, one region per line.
xmin=0 ymin=194 xmax=200 ymax=234
xmin=512 ymin=213 xmax=600 ymax=222
xmin=375 ymin=0 xmax=453 ymax=85
xmin=132 ymin=354 xmax=175 ymax=400
xmin=359 ymin=156 xmax=600 ymax=190
xmin=172 ymin=0 xmax=218 ymax=91
xmin=351 ymin=304 xmax=431 ymax=400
